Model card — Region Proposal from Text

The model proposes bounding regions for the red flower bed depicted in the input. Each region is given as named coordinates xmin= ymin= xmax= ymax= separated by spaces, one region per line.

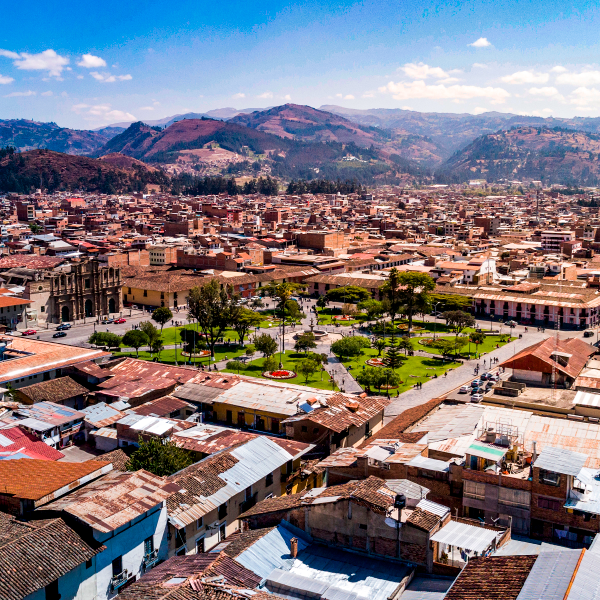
xmin=271 ymin=370 xmax=291 ymax=377
xmin=263 ymin=369 xmax=297 ymax=380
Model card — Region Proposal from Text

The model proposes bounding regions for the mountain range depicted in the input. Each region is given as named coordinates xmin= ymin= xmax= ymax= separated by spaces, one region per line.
xmin=4 ymin=104 xmax=600 ymax=188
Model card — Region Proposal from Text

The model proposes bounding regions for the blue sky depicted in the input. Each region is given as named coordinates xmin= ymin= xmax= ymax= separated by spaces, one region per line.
xmin=1 ymin=0 xmax=600 ymax=128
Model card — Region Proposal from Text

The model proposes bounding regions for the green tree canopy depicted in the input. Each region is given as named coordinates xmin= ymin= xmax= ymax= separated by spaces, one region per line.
xmin=297 ymin=357 xmax=321 ymax=383
xmin=122 ymin=330 xmax=149 ymax=358
xmin=294 ymin=332 xmax=317 ymax=354
xmin=253 ymin=333 xmax=278 ymax=357
xmin=152 ymin=307 xmax=173 ymax=332
xmin=331 ymin=335 xmax=371 ymax=358
xmin=358 ymin=299 xmax=385 ymax=320
xmin=88 ymin=331 xmax=122 ymax=349
xmin=325 ymin=286 xmax=371 ymax=304
xmin=230 ymin=308 xmax=262 ymax=345
xmin=126 ymin=437 xmax=194 ymax=477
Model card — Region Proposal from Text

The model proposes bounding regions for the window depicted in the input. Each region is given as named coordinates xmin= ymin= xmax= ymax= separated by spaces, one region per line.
xmin=144 ymin=536 xmax=154 ymax=555
xmin=539 ymin=469 xmax=561 ymax=487
xmin=265 ymin=472 xmax=274 ymax=487
xmin=85 ymin=279 xmax=91 ymax=289
xmin=538 ymin=496 xmax=561 ymax=511
xmin=112 ymin=556 xmax=123 ymax=577
xmin=196 ymin=537 xmax=205 ymax=553
xmin=128 ymin=288 xmax=132 ymax=294
xmin=143 ymin=289 xmax=147 ymax=297
xmin=218 ymin=503 xmax=227 ymax=519
xmin=301 ymin=425 xmax=308 ymax=432
xmin=45 ymin=580 xmax=60 ymax=600
xmin=219 ymin=523 xmax=226 ymax=541
xmin=41 ymin=306 xmax=45 ymax=312
xmin=359 ymin=524 xmax=367 ymax=530
xmin=498 ymin=488 xmax=530 ymax=508
xmin=196 ymin=517 xmax=203 ymax=529
xmin=161 ymin=292 xmax=165 ymax=300
xmin=313 ymin=427 xmax=319 ymax=434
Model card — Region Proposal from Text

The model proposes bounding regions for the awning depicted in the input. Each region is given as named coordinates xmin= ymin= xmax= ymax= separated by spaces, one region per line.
xmin=430 ymin=520 xmax=499 ymax=553
xmin=467 ymin=442 xmax=507 ymax=462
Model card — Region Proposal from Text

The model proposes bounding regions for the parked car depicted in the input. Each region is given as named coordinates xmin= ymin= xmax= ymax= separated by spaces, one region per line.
xmin=485 ymin=381 xmax=495 ymax=390
xmin=100 ymin=319 xmax=114 ymax=325
xmin=53 ymin=331 xmax=67 ymax=338
xmin=113 ymin=318 xmax=126 ymax=324
xmin=22 ymin=329 xmax=37 ymax=336
xmin=584 ymin=329 xmax=594 ymax=338
xmin=471 ymin=393 xmax=483 ymax=403
xmin=472 ymin=386 xmax=485 ymax=394
xmin=480 ymin=372 xmax=491 ymax=380
xmin=505 ymin=320 xmax=518 ymax=327
xmin=56 ymin=323 xmax=71 ymax=331
xmin=471 ymin=379 xmax=482 ymax=387
xmin=459 ymin=385 xmax=470 ymax=394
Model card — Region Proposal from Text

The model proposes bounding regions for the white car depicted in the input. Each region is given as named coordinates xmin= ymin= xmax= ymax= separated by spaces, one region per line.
xmin=459 ymin=386 xmax=470 ymax=394
xmin=471 ymin=393 xmax=483 ymax=403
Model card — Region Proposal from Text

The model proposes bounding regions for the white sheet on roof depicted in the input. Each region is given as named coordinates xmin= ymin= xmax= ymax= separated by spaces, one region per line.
xmin=430 ymin=520 xmax=498 ymax=553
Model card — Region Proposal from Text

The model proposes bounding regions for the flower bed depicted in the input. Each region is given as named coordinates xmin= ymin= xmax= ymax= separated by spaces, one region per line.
xmin=365 ymin=357 xmax=386 ymax=367
xmin=333 ymin=315 xmax=353 ymax=321
xmin=263 ymin=369 xmax=297 ymax=380
xmin=180 ymin=350 xmax=212 ymax=357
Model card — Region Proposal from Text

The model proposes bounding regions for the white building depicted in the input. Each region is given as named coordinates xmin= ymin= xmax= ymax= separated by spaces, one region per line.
xmin=541 ymin=230 xmax=575 ymax=253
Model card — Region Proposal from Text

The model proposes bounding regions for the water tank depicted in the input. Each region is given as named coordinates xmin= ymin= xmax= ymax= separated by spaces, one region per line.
xmin=485 ymin=427 xmax=496 ymax=443
xmin=394 ymin=494 xmax=406 ymax=510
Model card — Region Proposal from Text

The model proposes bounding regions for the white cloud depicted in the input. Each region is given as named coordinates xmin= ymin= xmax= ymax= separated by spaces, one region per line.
xmin=401 ymin=106 xmax=412 ymax=110
xmin=379 ymin=80 xmax=510 ymax=104
xmin=439 ymin=77 xmax=461 ymax=84
xmin=472 ymin=63 xmax=488 ymax=69
xmin=41 ymin=90 xmax=53 ymax=97
xmin=283 ymin=94 xmax=291 ymax=101
xmin=568 ymin=87 xmax=600 ymax=105
xmin=90 ymin=71 xmax=132 ymax=83
xmin=232 ymin=92 xmax=245 ymax=99
xmin=472 ymin=107 xmax=488 ymax=114
xmin=0 ymin=74 xmax=13 ymax=84
xmin=72 ymin=103 xmax=135 ymax=122
xmin=139 ymin=106 xmax=155 ymax=111
xmin=469 ymin=37 xmax=492 ymax=48
xmin=10 ymin=49 xmax=69 ymax=77
xmin=556 ymin=70 xmax=600 ymax=86
xmin=401 ymin=62 xmax=449 ymax=79
xmin=528 ymin=86 xmax=563 ymax=100
xmin=551 ymin=65 xmax=567 ymax=73
xmin=335 ymin=93 xmax=343 ymax=98
xmin=501 ymin=70 xmax=549 ymax=84
xmin=257 ymin=91 xmax=273 ymax=99
xmin=344 ymin=94 xmax=355 ymax=100
xmin=77 ymin=75 xmax=84 ymax=79
xmin=0 ymin=49 xmax=20 ymax=59
xmin=4 ymin=90 xmax=36 ymax=97
xmin=77 ymin=53 xmax=106 ymax=68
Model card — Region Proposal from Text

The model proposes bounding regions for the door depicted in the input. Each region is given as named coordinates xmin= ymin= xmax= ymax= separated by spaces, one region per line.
xmin=61 ymin=306 xmax=70 ymax=322
xmin=237 ymin=412 xmax=245 ymax=427
xmin=226 ymin=410 xmax=232 ymax=424
xmin=109 ymin=298 xmax=116 ymax=314
xmin=84 ymin=299 xmax=93 ymax=317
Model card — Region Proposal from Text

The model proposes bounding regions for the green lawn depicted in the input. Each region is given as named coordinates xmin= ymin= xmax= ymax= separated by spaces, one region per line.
xmin=414 ymin=335 xmax=515 ymax=359
xmin=223 ymin=350 xmax=339 ymax=391
xmin=334 ymin=346 xmax=461 ymax=394
xmin=315 ymin=307 xmax=369 ymax=327
xmin=122 ymin=325 xmax=249 ymax=347
xmin=119 ymin=342 xmax=248 ymax=365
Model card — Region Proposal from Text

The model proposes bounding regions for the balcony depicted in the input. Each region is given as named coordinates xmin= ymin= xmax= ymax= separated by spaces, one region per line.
xmin=142 ymin=549 xmax=159 ymax=570
xmin=110 ymin=570 xmax=131 ymax=592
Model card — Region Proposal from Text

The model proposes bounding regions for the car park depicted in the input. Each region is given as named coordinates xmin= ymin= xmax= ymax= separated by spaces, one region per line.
xmin=53 ymin=331 xmax=67 ymax=338
xmin=459 ymin=386 xmax=470 ymax=394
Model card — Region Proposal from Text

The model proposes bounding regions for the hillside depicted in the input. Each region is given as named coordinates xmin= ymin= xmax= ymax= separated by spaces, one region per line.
xmin=96 ymin=118 xmax=291 ymax=161
xmin=0 ymin=119 xmax=121 ymax=156
xmin=438 ymin=126 xmax=600 ymax=185
xmin=0 ymin=148 xmax=168 ymax=194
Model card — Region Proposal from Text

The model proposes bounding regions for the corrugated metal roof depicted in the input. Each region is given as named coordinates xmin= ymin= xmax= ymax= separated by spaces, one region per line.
xmin=534 ymin=446 xmax=587 ymax=476
xmin=467 ymin=442 xmax=508 ymax=462
xmin=407 ymin=455 xmax=450 ymax=472
xmin=515 ymin=549 xmax=582 ymax=600
xmin=236 ymin=523 xmax=309 ymax=579
xmin=416 ymin=499 xmax=450 ymax=517
xmin=574 ymin=391 xmax=600 ymax=408
xmin=430 ymin=521 xmax=498 ymax=553
xmin=567 ymin=549 xmax=600 ymax=600
xmin=385 ymin=479 xmax=430 ymax=500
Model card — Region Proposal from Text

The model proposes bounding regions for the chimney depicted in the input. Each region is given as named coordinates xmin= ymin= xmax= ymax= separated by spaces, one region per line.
xmin=290 ymin=537 xmax=298 ymax=558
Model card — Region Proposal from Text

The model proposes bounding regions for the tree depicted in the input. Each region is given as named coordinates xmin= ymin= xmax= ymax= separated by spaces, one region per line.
xmin=253 ymin=333 xmax=278 ymax=357
xmin=179 ymin=328 xmax=207 ymax=354
xmin=29 ymin=222 xmax=43 ymax=234
xmin=88 ymin=331 xmax=122 ymax=349
xmin=263 ymin=355 xmax=278 ymax=373
xmin=372 ymin=338 xmax=387 ymax=357
xmin=356 ymin=367 xmax=378 ymax=392
xmin=331 ymin=336 xmax=371 ymax=359
xmin=469 ymin=331 xmax=486 ymax=356
xmin=397 ymin=337 xmax=414 ymax=356
xmin=443 ymin=310 xmax=476 ymax=351
xmin=358 ymin=299 xmax=384 ymax=320
xmin=188 ymin=280 xmax=241 ymax=358
xmin=150 ymin=336 xmax=164 ymax=360
xmin=230 ymin=308 xmax=262 ymax=345
xmin=262 ymin=282 xmax=304 ymax=366
xmin=325 ymin=286 xmax=371 ymax=304
xmin=245 ymin=344 xmax=256 ymax=360
xmin=126 ymin=437 xmax=193 ymax=477
xmin=284 ymin=299 xmax=305 ymax=322
xmin=383 ymin=269 xmax=435 ymax=334
xmin=383 ymin=338 xmax=403 ymax=369
xmin=139 ymin=321 xmax=161 ymax=356
xmin=152 ymin=307 xmax=173 ymax=333
xmin=294 ymin=332 xmax=317 ymax=354
xmin=341 ymin=303 xmax=358 ymax=318
xmin=250 ymin=297 xmax=264 ymax=309
xmin=316 ymin=296 xmax=329 ymax=311
xmin=227 ymin=360 xmax=245 ymax=373
xmin=122 ymin=330 xmax=149 ymax=358
xmin=297 ymin=357 xmax=320 ymax=383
